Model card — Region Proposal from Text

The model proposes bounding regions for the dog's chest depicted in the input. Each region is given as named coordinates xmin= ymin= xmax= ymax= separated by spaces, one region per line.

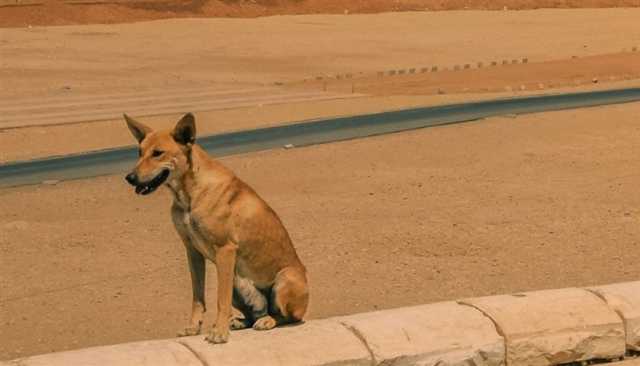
xmin=182 ymin=210 xmax=226 ymax=260
xmin=182 ymin=211 xmax=193 ymax=228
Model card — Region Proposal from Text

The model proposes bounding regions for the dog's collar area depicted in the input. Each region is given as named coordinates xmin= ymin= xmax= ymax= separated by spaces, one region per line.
xmin=167 ymin=179 xmax=191 ymax=210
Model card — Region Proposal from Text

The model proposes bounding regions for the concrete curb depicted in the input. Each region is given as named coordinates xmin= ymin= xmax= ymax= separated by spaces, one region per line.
xmin=461 ymin=288 xmax=625 ymax=366
xmin=590 ymin=282 xmax=640 ymax=351
xmin=4 ymin=281 xmax=640 ymax=366
xmin=338 ymin=302 xmax=505 ymax=366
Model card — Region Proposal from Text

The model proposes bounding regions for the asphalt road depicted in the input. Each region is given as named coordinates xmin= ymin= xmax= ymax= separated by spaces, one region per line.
xmin=1 ymin=87 xmax=639 ymax=188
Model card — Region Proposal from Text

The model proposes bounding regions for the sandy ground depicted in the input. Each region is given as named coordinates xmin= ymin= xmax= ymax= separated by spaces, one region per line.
xmin=2 ymin=10 xmax=640 ymax=100
xmin=2 ymin=0 xmax=640 ymax=27
xmin=3 ymin=101 xmax=640 ymax=360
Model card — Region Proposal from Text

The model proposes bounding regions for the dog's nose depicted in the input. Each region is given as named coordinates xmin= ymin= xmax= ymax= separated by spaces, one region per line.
xmin=125 ymin=172 xmax=138 ymax=185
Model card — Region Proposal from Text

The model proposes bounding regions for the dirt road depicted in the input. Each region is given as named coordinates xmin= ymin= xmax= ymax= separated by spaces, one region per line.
xmin=3 ymin=102 xmax=640 ymax=360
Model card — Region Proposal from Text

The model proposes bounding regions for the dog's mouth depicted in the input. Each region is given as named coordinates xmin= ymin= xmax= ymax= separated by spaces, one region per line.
xmin=135 ymin=169 xmax=170 ymax=195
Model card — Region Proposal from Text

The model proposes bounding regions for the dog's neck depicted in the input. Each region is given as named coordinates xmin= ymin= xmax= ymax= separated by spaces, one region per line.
xmin=168 ymin=177 xmax=191 ymax=210
xmin=167 ymin=145 xmax=232 ymax=211
xmin=167 ymin=146 xmax=198 ymax=210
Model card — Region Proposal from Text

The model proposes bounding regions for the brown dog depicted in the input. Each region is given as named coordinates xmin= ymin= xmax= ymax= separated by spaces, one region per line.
xmin=123 ymin=112 xmax=309 ymax=344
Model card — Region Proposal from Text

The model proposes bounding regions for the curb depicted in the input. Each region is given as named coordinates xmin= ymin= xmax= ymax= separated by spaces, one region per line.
xmin=590 ymin=281 xmax=640 ymax=352
xmin=460 ymin=288 xmax=625 ymax=366
xmin=4 ymin=281 xmax=640 ymax=366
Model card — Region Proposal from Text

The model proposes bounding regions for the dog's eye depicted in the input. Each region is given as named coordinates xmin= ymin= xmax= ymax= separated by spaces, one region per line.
xmin=152 ymin=150 xmax=164 ymax=158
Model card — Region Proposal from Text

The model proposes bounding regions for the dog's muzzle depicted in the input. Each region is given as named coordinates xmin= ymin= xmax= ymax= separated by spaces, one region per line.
xmin=125 ymin=169 xmax=170 ymax=195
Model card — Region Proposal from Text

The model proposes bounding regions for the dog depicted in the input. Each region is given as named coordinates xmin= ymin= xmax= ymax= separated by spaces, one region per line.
xmin=123 ymin=112 xmax=309 ymax=344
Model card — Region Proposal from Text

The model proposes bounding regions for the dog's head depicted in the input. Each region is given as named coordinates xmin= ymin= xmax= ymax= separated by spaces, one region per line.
xmin=123 ymin=112 xmax=196 ymax=195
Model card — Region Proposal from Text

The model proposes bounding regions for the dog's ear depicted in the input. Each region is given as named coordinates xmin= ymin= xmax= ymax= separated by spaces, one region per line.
xmin=172 ymin=112 xmax=196 ymax=145
xmin=124 ymin=114 xmax=152 ymax=143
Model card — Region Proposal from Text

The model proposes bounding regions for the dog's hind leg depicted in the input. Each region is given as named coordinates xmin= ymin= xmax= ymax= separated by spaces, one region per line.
xmin=253 ymin=266 xmax=309 ymax=331
xmin=232 ymin=275 xmax=268 ymax=330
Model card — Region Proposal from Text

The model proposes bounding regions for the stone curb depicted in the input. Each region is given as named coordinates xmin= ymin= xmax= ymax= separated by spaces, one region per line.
xmin=2 ymin=340 xmax=203 ymax=366
xmin=460 ymin=287 xmax=625 ymax=366
xmin=589 ymin=281 xmax=640 ymax=351
xmin=338 ymin=301 xmax=505 ymax=366
xmin=4 ymin=281 xmax=640 ymax=366
xmin=177 ymin=318 xmax=372 ymax=366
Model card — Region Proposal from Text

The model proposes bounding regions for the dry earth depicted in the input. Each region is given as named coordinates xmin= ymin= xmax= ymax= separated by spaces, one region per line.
xmin=2 ymin=10 xmax=640 ymax=100
xmin=2 ymin=0 xmax=640 ymax=27
xmin=3 ymin=102 xmax=640 ymax=360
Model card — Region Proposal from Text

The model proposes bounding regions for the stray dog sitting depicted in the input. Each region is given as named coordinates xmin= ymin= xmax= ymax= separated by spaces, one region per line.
xmin=123 ymin=112 xmax=309 ymax=344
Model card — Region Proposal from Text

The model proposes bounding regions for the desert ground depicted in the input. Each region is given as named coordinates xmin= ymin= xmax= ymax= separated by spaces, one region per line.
xmin=2 ymin=2 xmax=640 ymax=362
xmin=2 ymin=9 xmax=640 ymax=100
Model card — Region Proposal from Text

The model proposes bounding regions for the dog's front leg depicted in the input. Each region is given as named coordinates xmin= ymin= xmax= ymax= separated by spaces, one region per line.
xmin=206 ymin=241 xmax=237 ymax=344
xmin=177 ymin=245 xmax=206 ymax=337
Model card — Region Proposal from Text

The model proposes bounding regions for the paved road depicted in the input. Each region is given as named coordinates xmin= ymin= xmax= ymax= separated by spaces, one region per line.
xmin=1 ymin=87 xmax=639 ymax=188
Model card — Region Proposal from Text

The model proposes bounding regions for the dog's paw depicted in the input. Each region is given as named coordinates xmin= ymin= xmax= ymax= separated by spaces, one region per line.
xmin=177 ymin=325 xmax=201 ymax=337
xmin=230 ymin=317 xmax=250 ymax=331
xmin=205 ymin=327 xmax=230 ymax=344
xmin=253 ymin=316 xmax=277 ymax=331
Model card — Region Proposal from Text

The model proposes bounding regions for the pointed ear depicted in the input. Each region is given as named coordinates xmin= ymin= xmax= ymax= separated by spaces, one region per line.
xmin=172 ymin=112 xmax=196 ymax=145
xmin=123 ymin=114 xmax=152 ymax=143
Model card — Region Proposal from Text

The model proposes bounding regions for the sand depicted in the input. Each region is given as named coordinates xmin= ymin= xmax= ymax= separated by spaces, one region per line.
xmin=2 ymin=10 xmax=640 ymax=100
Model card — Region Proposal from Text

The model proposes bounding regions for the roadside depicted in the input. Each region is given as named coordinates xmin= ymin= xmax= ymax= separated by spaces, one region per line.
xmin=3 ymin=101 xmax=640 ymax=359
